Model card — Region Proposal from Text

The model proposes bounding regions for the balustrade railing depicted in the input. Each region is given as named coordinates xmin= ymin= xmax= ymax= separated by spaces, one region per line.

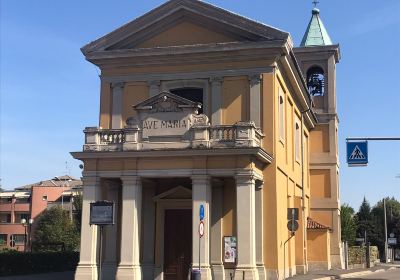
xmin=83 ymin=122 xmax=263 ymax=152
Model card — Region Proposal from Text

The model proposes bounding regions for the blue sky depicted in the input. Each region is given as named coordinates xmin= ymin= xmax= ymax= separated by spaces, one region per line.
xmin=1 ymin=0 xmax=399 ymax=209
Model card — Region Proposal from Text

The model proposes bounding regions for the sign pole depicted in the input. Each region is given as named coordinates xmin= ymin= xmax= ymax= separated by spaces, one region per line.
xmin=384 ymin=198 xmax=388 ymax=263
xmin=98 ymin=225 xmax=103 ymax=280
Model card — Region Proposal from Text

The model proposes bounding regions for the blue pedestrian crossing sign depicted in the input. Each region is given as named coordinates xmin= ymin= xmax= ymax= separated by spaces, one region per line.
xmin=347 ymin=141 xmax=368 ymax=166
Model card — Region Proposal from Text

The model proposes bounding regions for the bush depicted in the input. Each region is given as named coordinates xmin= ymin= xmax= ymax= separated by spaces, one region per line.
xmin=0 ymin=251 xmax=79 ymax=276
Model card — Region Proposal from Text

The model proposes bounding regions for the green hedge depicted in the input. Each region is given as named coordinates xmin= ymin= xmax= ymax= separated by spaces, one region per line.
xmin=0 ymin=251 xmax=79 ymax=276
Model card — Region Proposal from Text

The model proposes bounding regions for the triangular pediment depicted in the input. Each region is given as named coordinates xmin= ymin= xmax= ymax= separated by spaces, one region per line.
xmin=134 ymin=91 xmax=201 ymax=112
xmin=82 ymin=0 xmax=288 ymax=54
xmin=153 ymin=186 xmax=192 ymax=201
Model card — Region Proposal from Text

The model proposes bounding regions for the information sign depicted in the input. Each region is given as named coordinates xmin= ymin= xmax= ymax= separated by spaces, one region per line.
xmin=90 ymin=201 xmax=115 ymax=225
xmin=199 ymin=221 xmax=204 ymax=237
xmin=199 ymin=204 xmax=204 ymax=221
xmin=388 ymin=238 xmax=397 ymax=245
xmin=224 ymin=236 xmax=237 ymax=263
xmin=347 ymin=141 xmax=368 ymax=166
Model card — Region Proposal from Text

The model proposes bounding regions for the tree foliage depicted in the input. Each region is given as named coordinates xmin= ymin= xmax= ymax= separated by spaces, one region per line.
xmin=72 ymin=193 xmax=83 ymax=233
xmin=34 ymin=206 xmax=79 ymax=251
xmin=341 ymin=203 xmax=357 ymax=244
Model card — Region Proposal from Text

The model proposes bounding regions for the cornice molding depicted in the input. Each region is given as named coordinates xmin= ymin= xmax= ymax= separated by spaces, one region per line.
xmin=101 ymin=67 xmax=273 ymax=84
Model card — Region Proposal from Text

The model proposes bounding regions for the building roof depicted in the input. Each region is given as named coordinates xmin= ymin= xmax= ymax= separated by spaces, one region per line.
xmin=307 ymin=217 xmax=330 ymax=230
xmin=14 ymin=175 xmax=82 ymax=190
xmin=300 ymin=8 xmax=333 ymax=47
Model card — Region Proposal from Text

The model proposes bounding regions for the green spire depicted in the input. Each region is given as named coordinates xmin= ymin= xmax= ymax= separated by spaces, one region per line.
xmin=300 ymin=8 xmax=333 ymax=47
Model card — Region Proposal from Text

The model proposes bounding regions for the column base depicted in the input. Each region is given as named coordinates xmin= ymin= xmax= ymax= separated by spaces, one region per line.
xmin=234 ymin=267 xmax=259 ymax=280
xmin=265 ymin=268 xmax=279 ymax=280
xmin=256 ymin=264 xmax=266 ymax=280
xmin=142 ymin=264 xmax=154 ymax=280
xmin=192 ymin=265 xmax=212 ymax=280
xmin=330 ymin=253 xmax=344 ymax=269
xmin=211 ymin=263 xmax=225 ymax=279
xmin=116 ymin=264 xmax=141 ymax=280
xmin=102 ymin=262 xmax=117 ymax=280
xmin=296 ymin=264 xmax=307 ymax=275
xmin=75 ymin=264 xmax=98 ymax=280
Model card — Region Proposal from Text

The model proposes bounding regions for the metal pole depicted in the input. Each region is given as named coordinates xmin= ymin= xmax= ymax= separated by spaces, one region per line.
xmin=383 ymin=198 xmax=388 ymax=263
xmin=199 ymin=234 xmax=201 ymax=272
xmin=98 ymin=226 xmax=103 ymax=280
xmin=346 ymin=137 xmax=400 ymax=141
xmin=24 ymin=226 xmax=27 ymax=253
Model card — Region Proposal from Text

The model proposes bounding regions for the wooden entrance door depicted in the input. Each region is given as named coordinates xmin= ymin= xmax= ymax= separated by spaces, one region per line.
xmin=164 ymin=209 xmax=192 ymax=280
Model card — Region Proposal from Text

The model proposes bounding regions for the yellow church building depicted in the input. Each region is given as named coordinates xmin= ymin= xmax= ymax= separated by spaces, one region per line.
xmin=72 ymin=1 xmax=342 ymax=279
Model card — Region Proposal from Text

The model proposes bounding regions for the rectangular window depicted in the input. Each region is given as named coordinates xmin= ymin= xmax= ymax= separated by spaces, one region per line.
xmin=0 ymin=197 xmax=12 ymax=204
xmin=15 ymin=197 xmax=29 ymax=204
xmin=42 ymin=195 xmax=48 ymax=201
xmin=0 ymin=213 xmax=11 ymax=223
xmin=295 ymin=118 xmax=301 ymax=163
xmin=12 ymin=234 xmax=26 ymax=245
xmin=0 ymin=234 xmax=7 ymax=245
xmin=278 ymin=89 xmax=285 ymax=142
xmin=16 ymin=213 xmax=30 ymax=223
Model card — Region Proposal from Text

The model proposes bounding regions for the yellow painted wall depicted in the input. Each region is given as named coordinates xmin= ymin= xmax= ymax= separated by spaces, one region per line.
xmin=137 ymin=21 xmax=234 ymax=48
xmin=307 ymin=230 xmax=330 ymax=261
xmin=222 ymin=76 xmax=248 ymax=124
xmin=123 ymin=82 xmax=148 ymax=122
xmin=311 ymin=211 xmax=332 ymax=228
xmin=100 ymin=81 xmax=111 ymax=129
xmin=310 ymin=169 xmax=331 ymax=198
xmin=310 ymin=125 xmax=330 ymax=153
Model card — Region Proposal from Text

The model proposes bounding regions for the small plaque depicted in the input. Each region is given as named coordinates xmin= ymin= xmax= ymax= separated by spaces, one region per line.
xmin=388 ymin=238 xmax=397 ymax=245
xmin=224 ymin=236 xmax=237 ymax=263
xmin=90 ymin=201 xmax=115 ymax=225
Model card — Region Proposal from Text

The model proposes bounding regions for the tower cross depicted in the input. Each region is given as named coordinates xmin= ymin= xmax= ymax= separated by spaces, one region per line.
xmin=312 ymin=0 xmax=319 ymax=7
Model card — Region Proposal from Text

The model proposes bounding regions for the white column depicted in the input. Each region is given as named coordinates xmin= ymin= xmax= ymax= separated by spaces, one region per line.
xmin=75 ymin=176 xmax=101 ymax=280
xmin=148 ymin=80 xmax=161 ymax=97
xmin=116 ymin=176 xmax=142 ymax=280
xmin=142 ymin=183 xmax=156 ymax=280
xmin=210 ymin=181 xmax=225 ymax=279
xmin=249 ymin=75 xmax=262 ymax=128
xmin=102 ymin=181 xmax=120 ymax=280
xmin=210 ymin=77 xmax=223 ymax=125
xmin=255 ymin=181 xmax=266 ymax=280
xmin=235 ymin=172 xmax=259 ymax=280
xmin=111 ymin=82 xmax=124 ymax=129
xmin=192 ymin=175 xmax=212 ymax=279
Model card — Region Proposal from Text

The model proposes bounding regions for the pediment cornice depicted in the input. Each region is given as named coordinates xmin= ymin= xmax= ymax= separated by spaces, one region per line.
xmin=81 ymin=0 xmax=289 ymax=55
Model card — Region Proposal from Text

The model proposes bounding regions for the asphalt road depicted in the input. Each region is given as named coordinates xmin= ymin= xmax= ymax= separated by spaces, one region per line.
xmin=345 ymin=268 xmax=400 ymax=280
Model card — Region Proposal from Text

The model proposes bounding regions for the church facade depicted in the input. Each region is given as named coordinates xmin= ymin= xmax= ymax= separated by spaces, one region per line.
xmin=72 ymin=1 xmax=342 ymax=279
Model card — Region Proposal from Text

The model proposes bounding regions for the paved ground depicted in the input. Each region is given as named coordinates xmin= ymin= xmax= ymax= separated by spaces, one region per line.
xmin=0 ymin=264 xmax=398 ymax=280
xmin=287 ymin=263 xmax=400 ymax=280
xmin=0 ymin=271 xmax=74 ymax=280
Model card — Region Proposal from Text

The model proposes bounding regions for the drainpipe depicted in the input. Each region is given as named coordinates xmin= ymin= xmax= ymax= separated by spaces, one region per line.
xmin=301 ymin=109 xmax=311 ymax=271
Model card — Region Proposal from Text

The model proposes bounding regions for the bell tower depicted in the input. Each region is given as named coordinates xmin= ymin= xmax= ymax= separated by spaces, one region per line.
xmin=294 ymin=5 xmax=343 ymax=269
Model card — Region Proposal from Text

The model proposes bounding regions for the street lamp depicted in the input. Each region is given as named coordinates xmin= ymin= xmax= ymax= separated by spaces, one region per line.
xmin=21 ymin=218 xmax=34 ymax=252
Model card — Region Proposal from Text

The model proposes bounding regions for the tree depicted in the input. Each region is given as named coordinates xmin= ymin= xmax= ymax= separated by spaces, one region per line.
xmin=341 ymin=203 xmax=357 ymax=244
xmin=355 ymin=197 xmax=380 ymax=245
xmin=72 ymin=193 xmax=83 ymax=233
xmin=34 ymin=206 xmax=79 ymax=251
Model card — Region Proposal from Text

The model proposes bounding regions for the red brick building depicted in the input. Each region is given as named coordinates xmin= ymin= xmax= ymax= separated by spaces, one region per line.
xmin=0 ymin=176 xmax=82 ymax=251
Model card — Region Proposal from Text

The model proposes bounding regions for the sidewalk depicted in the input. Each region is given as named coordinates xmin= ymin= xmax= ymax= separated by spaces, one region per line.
xmin=287 ymin=264 xmax=398 ymax=280
xmin=0 ymin=271 xmax=74 ymax=280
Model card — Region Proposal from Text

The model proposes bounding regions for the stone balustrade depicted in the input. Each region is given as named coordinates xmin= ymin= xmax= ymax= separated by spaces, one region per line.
xmin=83 ymin=122 xmax=263 ymax=152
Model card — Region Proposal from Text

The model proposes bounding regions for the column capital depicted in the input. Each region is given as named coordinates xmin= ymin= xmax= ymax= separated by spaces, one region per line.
xmin=235 ymin=170 xmax=256 ymax=185
xmin=209 ymin=76 xmax=223 ymax=84
xmin=121 ymin=175 xmax=140 ymax=186
xmin=191 ymin=174 xmax=210 ymax=185
xmin=147 ymin=80 xmax=161 ymax=87
xmin=249 ymin=74 xmax=262 ymax=86
xmin=111 ymin=81 xmax=125 ymax=89
xmin=82 ymin=175 xmax=100 ymax=186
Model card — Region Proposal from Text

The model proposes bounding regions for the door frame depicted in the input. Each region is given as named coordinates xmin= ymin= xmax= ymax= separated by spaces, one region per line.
xmin=154 ymin=199 xmax=192 ymax=280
